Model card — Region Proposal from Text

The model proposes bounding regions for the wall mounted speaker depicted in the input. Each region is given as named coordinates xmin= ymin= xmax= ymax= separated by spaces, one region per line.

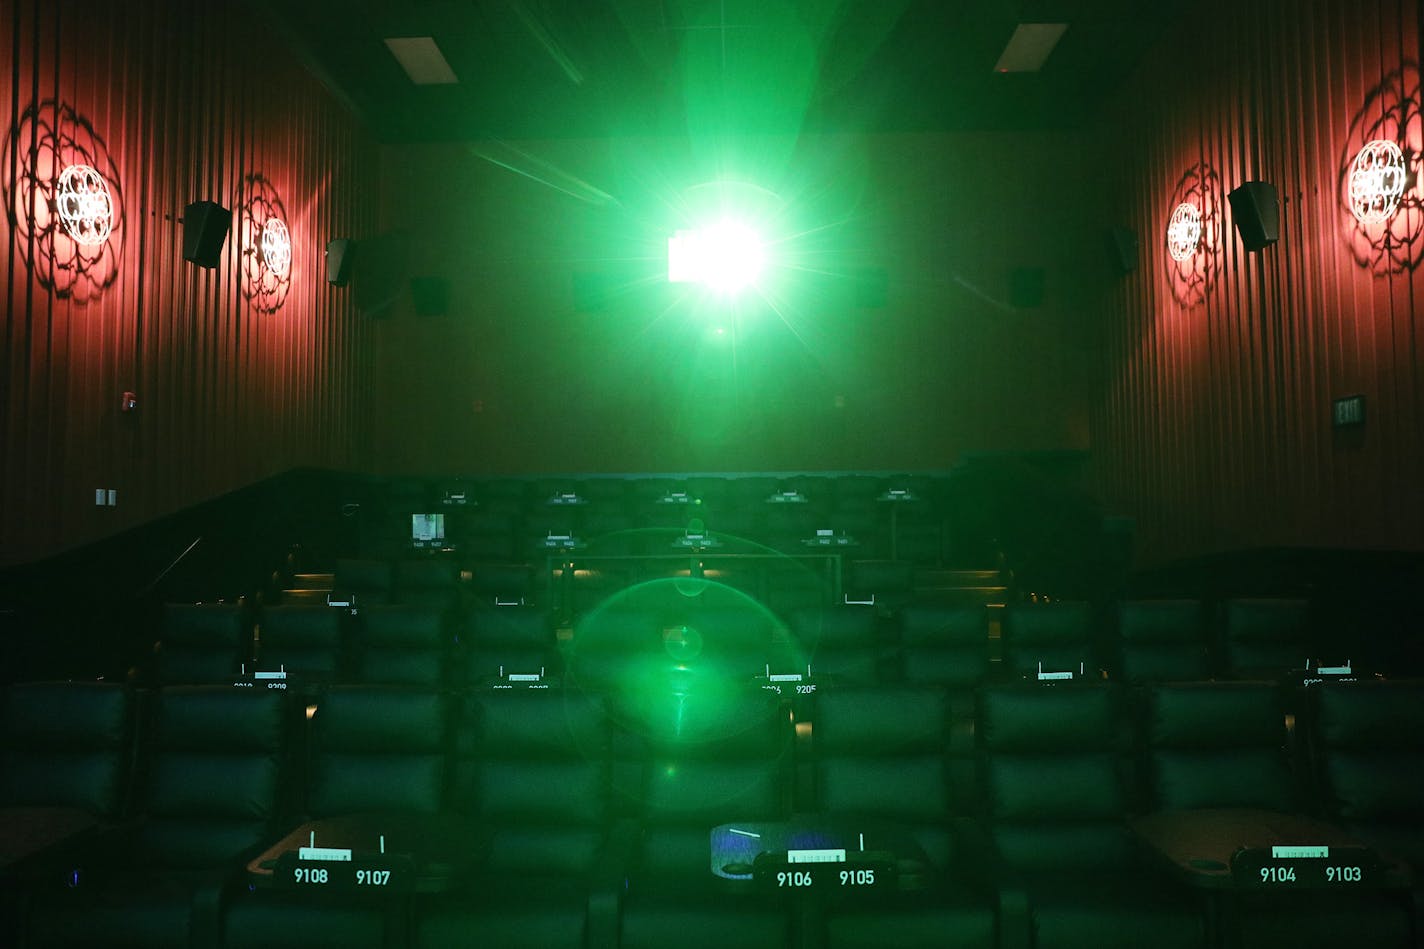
xmin=326 ymin=239 xmax=357 ymax=287
xmin=1228 ymin=181 xmax=1280 ymax=251
xmin=410 ymin=276 xmax=449 ymax=316
xmin=182 ymin=201 xmax=232 ymax=269
xmin=1107 ymin=226 xmax=1139 ymax=273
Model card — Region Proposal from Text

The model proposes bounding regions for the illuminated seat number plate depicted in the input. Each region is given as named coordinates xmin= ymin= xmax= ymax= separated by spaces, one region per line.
xmin=292 ymin=866 xmax=394 ymax=887
xmin=839 ymin=868 xmax=876 ymax=886
xmin=1257 ymin=864 xmax=1364 ymax=885
xmin=1233 ymin=846 xmax=1373 ymax=888
xmin=775 ymin=868 xmax=877 ymax=887
xmin=274 ymin=855 xmax=409 ymax=891
xmin=761 ymin=859 xmax=893 ymax=891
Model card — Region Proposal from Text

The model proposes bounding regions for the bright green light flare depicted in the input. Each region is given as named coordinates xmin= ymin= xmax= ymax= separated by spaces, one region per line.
xmin=567 ymin=567 xmax=818 ymax=746
xmin=677 ymin=0 xmax=817 ymax=160
xmin=666 ymin=178 xmax=785 ymax=308
xmin=668 ymin=220 xmax=765 ymax=294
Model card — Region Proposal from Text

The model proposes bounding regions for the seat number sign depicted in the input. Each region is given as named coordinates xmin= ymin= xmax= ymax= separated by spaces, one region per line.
xmin=1231 ymin=845 xmax=1373 ymax=888
xmin=274 ymin=852 xmax=411 ymax=891
xmin=754 ymin=849 xmax=895 ymax=891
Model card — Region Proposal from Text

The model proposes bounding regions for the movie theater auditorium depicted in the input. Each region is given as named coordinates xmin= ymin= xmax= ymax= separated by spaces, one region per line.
xmin=1 ymin=1 xmax=1421 ymax=947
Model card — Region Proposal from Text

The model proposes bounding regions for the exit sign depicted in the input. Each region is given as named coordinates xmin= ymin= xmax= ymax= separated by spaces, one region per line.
xmin=1332 ymin=395 xmax=1366 ymax=427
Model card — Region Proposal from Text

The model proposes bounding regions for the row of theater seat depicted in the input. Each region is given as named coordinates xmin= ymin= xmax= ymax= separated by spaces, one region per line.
xmin=370 ymin=473 xmax=947 ymax=511
xmin=152 ymin=593 xmax=1339 ymax=692
xmin=288 ymin=554 xmax=926 ymax=617
xmin=1 ymin=677 xmax=1420 ymax=948
xmin=352 ymin=473 xmax=971 ymax=565
xmin=359 ymin=508 xmax=947 ymax=565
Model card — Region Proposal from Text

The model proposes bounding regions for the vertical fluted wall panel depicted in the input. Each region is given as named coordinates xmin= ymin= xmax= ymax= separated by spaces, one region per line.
xmin=0 ymin=0 xmax=377 ymax=564
xmin=1092 ymin=0 xmax=1424 ymax=564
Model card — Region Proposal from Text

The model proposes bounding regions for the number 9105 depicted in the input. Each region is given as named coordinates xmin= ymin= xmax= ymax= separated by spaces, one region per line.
xmin=839 ymin=869 xmax=875 ymax=886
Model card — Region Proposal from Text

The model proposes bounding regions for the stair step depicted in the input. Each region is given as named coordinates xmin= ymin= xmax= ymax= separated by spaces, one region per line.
xmin=280 ymin=588 xmax=332 ymax=606
xmin=287 ymin=573 xmax=335 ymax=590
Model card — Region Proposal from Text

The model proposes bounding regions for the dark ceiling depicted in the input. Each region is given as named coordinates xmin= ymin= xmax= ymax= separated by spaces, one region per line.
xmin=262 ymin=0 xmax=1186 ymax=143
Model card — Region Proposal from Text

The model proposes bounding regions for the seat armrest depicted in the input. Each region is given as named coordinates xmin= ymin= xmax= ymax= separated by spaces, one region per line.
xmin=12 ymin=815 xmax=143 ymax=889
xmin=996 ymin=885 xmax=1032 ymax=949
xmin=189 ymin=865 xmax=248 ymax=949
xmin=587 ymin=818 xmax=640 ymax=949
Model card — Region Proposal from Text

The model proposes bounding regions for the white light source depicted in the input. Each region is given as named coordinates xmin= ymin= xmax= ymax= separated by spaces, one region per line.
xmin=384 ymin=37 xmax=459 ymax=85
xmin=1166 ymin=202 xmax=1202 ymax=261
xmin=668 ymin=229 xmax=702 ymax=284
xmin=994 ymin=23 xmax=1069 ymax=73
xmin=1348 ymin=139 xmax=1408 ymax=224
xmin=667 ymin=221 xmax=764 ymax=294
xmin=261 ymin=218 xmax=291 ymax=275
xmin=55 ymin=164 xmax=113 ymax=246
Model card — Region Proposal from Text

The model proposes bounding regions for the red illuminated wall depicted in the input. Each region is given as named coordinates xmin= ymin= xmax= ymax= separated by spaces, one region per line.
xmin=0 ymin=0 xmax=378 ymax=565
xmin=1091 ymin=0 xmax=1424 ymax=564
xmin=372 ymin=130 xmax=1099 ymax=477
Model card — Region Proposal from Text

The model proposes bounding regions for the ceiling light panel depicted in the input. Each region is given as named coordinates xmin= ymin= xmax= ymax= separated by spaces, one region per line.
xmin=384 ymin=36 xmax=459 ymax=85
xmin=994 ymin=23 xmax=1069 ymax=73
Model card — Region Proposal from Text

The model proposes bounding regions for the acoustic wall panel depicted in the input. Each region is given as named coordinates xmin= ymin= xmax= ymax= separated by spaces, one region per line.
xmin=1090 ymin=0 xmax=1424 ymax=563
xmin=0 ymin=0 xmax=379 ymax=564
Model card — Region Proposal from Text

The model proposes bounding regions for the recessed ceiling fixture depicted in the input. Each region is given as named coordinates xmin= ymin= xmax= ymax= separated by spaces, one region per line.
xmin=383 ymin=36 xmax=459 ymax=85
xmin=994 ymin=23 xmax=1068 ymax=73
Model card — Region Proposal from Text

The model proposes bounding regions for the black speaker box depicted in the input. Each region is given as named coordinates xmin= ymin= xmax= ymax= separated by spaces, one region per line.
xmin=182 ymin=201 xmax=232 ymax=269
xmin=1107 ymin=226 xmax=1138 ymax=273
xmin=326 ymin=239 xmax=357 ymax=287
xmin=410 ymin=276 xmax=449 ymax=316
xmin=1228 ymin=181 xmax=1279 ymax=251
